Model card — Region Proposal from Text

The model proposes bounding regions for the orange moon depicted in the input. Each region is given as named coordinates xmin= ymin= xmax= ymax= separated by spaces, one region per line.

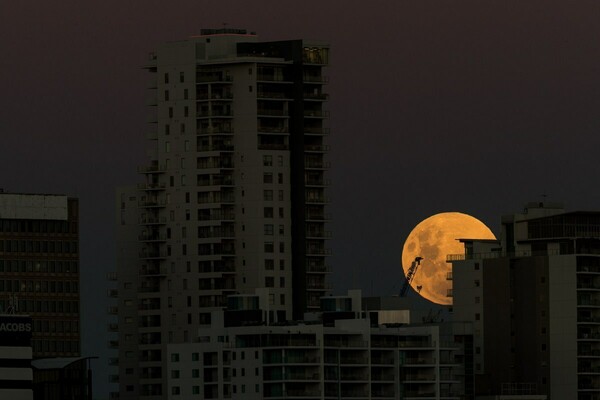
xmin=401 ymin=212 xmax=496 ymax=305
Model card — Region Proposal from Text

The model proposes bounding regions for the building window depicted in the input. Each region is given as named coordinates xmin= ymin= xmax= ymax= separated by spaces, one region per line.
xmin=264 ymin=207 xmax=273 ymax=218
xmin=165 ymin=124 xmax=170 ymax=135
xmin=164 ymin=73 xmax=169 ymax=83
xmin=264 ymin=190 xmax=273 ymax=201
xmin=279 ymin=277 xmax=285 ymax=288
xmin=279 ymin=208 xmax=284 ymax=218
xmin=165 ymin=142 xmax=170 ymax=153
xmin=180 ymin=71 xmax=184 ymax=83
xmin=183 ymin=89 xmax=188 ymax=99
xmin=264 ymin=242 xmax=274 ymax=253
xmin=278 ymin=173 xmax=283 ymax=184
xmin=475 ymin=313 xmax=480 ymax=321
xmin=265 ymin=277 xmax=274 ymax=287
xmin=263 ymin=173 xmax=273 ymax=184
xmin=184 ymin=107 xmax=189 ymax=118
xmin=172 ymin=386 xmax=180 ymax=395
xmin=171 ymin=353 xmax=180 ymax=362
xmin=171 ymin=370 xmax=180 ymax=379
xmin=169 ymin=107 xmax=174 ymax=118
xmin=165 ymin=90 xmax=169 ymax=101
xmin=263 ymin=155 xmax=272 ymax=166
xmin=265 ymin=259 xmax=274 ymax=270
xmin=280 ymin=294 xmax=285 ymax=305
xmin=264 ymin=224 xmax=274 ymax=235
xmin=278 ymin=190 xmax=284 ymax=201
xmin=279 ymin=260 xmax=285 ymax=270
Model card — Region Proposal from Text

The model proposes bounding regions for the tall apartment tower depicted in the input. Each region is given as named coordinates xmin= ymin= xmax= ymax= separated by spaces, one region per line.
xmin=450 ymin=202 xmax=600 ymax=399
xmin=113 ymin=29 xmax=330 ymax=398
xmin=0 ymin=193 xmax=80 ymax=358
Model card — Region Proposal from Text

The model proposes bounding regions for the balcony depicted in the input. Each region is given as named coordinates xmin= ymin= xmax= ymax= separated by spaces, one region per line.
xmin=138 ymin=164 xmax=165 ymax=174
xmin=305 ymin=160 xmax=331 ymax=169
xmin=108 ymin=357 xmax=119 ymax=366
xmin=305 ymin=144 xmax=330 ymax=152
xmin=139 ymin=232 xmax=167 ymax=242
xmin=306 ymin=230 xmax=332 ymax=239
xmin=305 ymin=196 xmax=330 ymax=204
xmin=139 ymin=250 xmax=167 ymax=260
xmin=197 ymin=124 xmax=234 ymax=135
xmin=196 ymin=92 xmax=233 ymax=101
xmin=257 ymin=74 xmax=292 ymax=83
xmin=139 ymin=265 xmax=167 ymax=276
xmin=304 ymin=92 xmax=328 ymax=101
xmin=306 ymin=264 xmax=331 ymax=273
xmin=304 ymin=111 xmax=329 ymax=119
xmin=107 ymin=323 xmax=118 ymax=332
xmin=107 ymin=306 xmax=118 ymax=315
xmin=138 ymin=198 xmax=166 ymax=208
xmin=305 ymin=178 xmax=331 ymax=187
xmin=303 ymin=75 xmax=329 ymax=83
xmin=306 ymin=281 xmax=332 ymax=290
xmin=197 ymin=144 xmax=234 ymax=152
xmin=108 ymin=289 xmax=118 ymax=298
xmin=196 ymin=73 xmax=232 ymax=83
xmin=140 ymin=216 xmax=166 ymax=225
xmin=306 ymin=247 xmax=332 ymax=256
xmin=257 ymin=91 xmax=292 ymax=100
xmin=197 ymin=109 xmax=233 ymax=118
xmin=137 ymin=182 xmax=166 ymax=191
xmin=108 ymin=340 xmax=119 ymax=349
xmin=306 ymin=212 xmax=331 ymax=221
xmin=258 ymin=109 xmax=288 ymax=117
xmin=258 ymin=125 xmax=289 ymax=134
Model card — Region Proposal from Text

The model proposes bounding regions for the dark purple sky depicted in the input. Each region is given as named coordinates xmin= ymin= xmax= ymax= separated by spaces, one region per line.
xmin=3 ymin=1 xmax=600 ymax=396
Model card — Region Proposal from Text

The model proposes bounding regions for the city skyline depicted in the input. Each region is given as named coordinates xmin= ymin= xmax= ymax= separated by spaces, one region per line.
xmin=3 ymin=1 xmax=600 ymax=397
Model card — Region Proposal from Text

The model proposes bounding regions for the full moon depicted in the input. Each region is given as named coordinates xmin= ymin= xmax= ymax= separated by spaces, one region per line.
xmin=401 ymin=212 xmax=496 ymax=305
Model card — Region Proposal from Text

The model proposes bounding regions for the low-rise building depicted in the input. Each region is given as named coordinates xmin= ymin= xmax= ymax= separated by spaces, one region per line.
xmin=165 ymin=290 xmax=472 ymax=399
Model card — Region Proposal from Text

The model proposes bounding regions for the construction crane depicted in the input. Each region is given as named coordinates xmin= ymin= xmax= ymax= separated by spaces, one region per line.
xmin=400 ymin=256 xmax=423 ymax=297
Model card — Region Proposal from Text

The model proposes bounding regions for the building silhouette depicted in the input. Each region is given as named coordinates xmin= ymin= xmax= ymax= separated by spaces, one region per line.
xmin=112 ymin=29 xmax=331 ymax=399
xmin=450 ymin=202 xmax=600 ymax=399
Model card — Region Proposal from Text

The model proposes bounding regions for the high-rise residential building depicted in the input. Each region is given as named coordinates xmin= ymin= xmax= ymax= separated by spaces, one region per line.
xmin=0 ymin=193 xmax=80 ymax=358
xmin=112 ymin=29 xmax=330 ymax=399
xmin=449 ymin=202 xmax=600 ymax=399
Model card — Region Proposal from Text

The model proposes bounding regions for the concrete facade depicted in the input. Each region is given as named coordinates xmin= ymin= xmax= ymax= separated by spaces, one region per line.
xmin=163 ymin=291 xmax=471 ymax=400
xmin=450 ymin=202 xmax=600 ymax=400
xmin=111 ymin=29 xmax=331 ymax=399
